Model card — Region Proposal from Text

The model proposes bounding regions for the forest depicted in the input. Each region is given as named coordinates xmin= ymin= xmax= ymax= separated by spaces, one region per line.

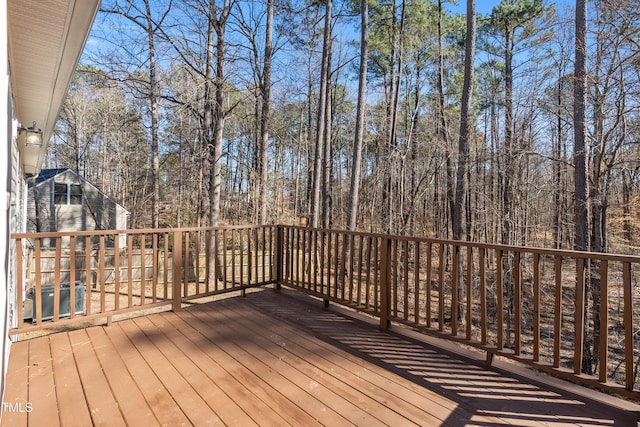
xmin=47 ymin=0 xmax=640 ymax=255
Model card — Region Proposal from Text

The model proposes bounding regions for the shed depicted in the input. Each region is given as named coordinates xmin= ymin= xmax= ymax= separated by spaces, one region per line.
xmin=27 ymin=168 xmax=129 ymax=246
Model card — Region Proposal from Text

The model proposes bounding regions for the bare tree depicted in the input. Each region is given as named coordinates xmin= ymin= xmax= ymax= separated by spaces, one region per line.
xmin=100 ymin=0 xmax=172 ymax=229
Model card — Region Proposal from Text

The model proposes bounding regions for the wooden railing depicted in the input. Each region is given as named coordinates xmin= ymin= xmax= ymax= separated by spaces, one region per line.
xmin=11 ymin=225 xmax=277 ymax=333
xmin=10 ymin=224 xmax=640 ymax=401
xmin=278 ymin=225 xmax=640 ymax=401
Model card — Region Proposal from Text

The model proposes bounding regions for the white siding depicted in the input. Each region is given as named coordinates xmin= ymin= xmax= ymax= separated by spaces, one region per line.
xmin=1 ymin=0 xmax=12 ymax=407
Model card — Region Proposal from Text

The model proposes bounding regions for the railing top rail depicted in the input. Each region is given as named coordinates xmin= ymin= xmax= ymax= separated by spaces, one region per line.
xmin=11 ymin=224 xmax=275 ymax=240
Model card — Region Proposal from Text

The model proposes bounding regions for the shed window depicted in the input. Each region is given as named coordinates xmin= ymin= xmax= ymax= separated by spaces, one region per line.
xmin=54 ymin=183 xmax=82 ymax=205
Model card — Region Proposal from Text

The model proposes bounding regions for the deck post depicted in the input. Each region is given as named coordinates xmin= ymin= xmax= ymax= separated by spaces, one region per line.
xmin=274 ymin=225 xmax=283 ymax=291
xmin=379 ymin=237 xmax=391 ymax=330
xmin=172 ymin=230 xmax=183 ymax=312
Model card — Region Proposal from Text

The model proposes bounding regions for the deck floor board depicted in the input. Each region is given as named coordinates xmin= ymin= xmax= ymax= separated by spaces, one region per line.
xmin=67 ymin=328 xmax=125 ymax=426
xmin=2 ymin=288 xmax=639 ymax=426
xmin=48 ymin=333 xmax=92 ymax=427
xmin=85 ymin=326 xmax=156 ymax=426
xmin=2 ymin=335 xmax=29 ymax=427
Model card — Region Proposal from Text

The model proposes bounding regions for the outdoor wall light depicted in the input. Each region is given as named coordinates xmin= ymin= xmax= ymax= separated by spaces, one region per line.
xmin=18 ymin=121 xmax=45 ymax=177
xmin=20 ymin=122 xmax=43 ymax=147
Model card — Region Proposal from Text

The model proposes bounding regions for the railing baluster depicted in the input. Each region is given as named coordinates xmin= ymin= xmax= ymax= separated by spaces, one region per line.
xmin=222 ymin=229 xmax=228 ymax=290
xmin=302 ymin=228 xmax=308 ymax=289
xmin=392 ymin=239 xmax=398 ymax=318
xmin=247 ymin=229 xmax=252 ymax=288
xmin=352 ymin=235 xmax=359 ymax=304
xmin=85 ymin=236 xmax=92 ymax=317
xmin=99 ymin=235 xmax=106 ymax=313
xmin=403 ymin=240 xmax=409 ymax=321
xmin=166 ymin=233 xmax=171 ymax=304
xmin=365 ymin=236 xmax=372 ymax=310
xmin=575 ymin=258 xmax=586 ymax=375
xmin=341 ymin=233 xmax=348 ymax=301
xmin=599 ymin=260 xmax=609 ymax=383
xmin=205 ymin=230 xmax=211 ymax=293
xmin=514 ymin=251 xmax=521 ymax=356
xmin=274 ymin=226 xmax=282 ymax=289
xmin=496 ymin=249 xmax=503 ymax=350
xmin=69 ymin=236 xmax=76 ymax=319
xmin=554 ymin=255 xmax=562 ymax=368
xmin=334 ymin=231 xmax=340 ymax=299
xmin=261 ymin=227 xmax=266 ymax=284
xmin=298 ymin=228 xmax=302 ymax=287
xmin=34 ymin=239 xmax=42 ymax=324
xmin=128 ymin=234 xmax=134 ymax=308
xmin=314 ymin=231 xmax=326 ymax=294
xmin=172 ymin=231 xmax=182 ymax=312
xmin=533 ymin=253 xmax=540 ymax=362
xmin=323 ymin=231 xmax=337 ymax=296
xmin=231 ymin=230 xmax=237 ymax=290
xmin=452 ymin=244 xmax=459 ymax=336
xmin=414 ymin=241 xmax=420 ymax=324
xmin=623 ymin=261 xmax=633 ymax=390
xmin=438 ymin=243 xmax=445 ymax=332
xmin=150 ymin=233 xmax=157 ymax=303
xmin=349 ymin=234 xmax=356 ymax=303
xmin=141 ymin=234 xmax=146 ymax=305
xmin=282 ymin=227 xmax=288 ymax=285
xmin=373 ymin=238 xmax=379 ymax=313
xmin=466 ymin=246 xmax=473 ymax=340
xmin=379 ymin=237 xmax=391 ymax=329
xmin=426 ymin=242 xmax=432 ymax=329
xmin=53 ymin=237 xmax=61 ymax=321
xmin=238 ymin=229 xmax=243 ymax=287
xmin=480 ymin=247 xmax=487 ymax=344
xmin=194 ymin=231 xmax=200 ymax=296
xmin=16 ymin=238 xmax=23 ymax=328
xmin=114 ymin=233 xmax=120 ymax=312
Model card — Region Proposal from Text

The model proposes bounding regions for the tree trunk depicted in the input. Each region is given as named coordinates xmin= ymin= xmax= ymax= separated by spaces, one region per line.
xmin=453 ymin=0 xmax=475 ymax=242
xmin=574 ymin=0 xmax=589 ymax=252
xmin=258 ymin=0 xmax=273 ymax=225
xmin=322 ymin=33 xmax=333 ymax=229
xmin=502 ymin=18 xmax=515 ymax=348
xmin=144 ymin=0 xmax=160 ymax=229
xmin=311 ymin=0 xmax=332 ymax=229
xmin=453 ymin=0 xmax=475 ymax=323
xmin=347 ymin=0 xmax=368 ymax=232
xmin=574 ymin=0 xmax=591 ymax=373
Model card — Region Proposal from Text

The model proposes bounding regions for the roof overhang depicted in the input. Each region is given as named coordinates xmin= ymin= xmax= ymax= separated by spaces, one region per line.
xmin=7 ymin=0 xmax=100 ymax=176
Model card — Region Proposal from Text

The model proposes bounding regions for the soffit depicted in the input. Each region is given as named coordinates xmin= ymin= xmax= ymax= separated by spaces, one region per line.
xmin=7 ymin=0 xmax=100 ymax=148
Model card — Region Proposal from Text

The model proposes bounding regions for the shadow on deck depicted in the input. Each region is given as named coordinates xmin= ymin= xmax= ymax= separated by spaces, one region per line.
xmin=3 ymin=287 xmax=639 ymax=426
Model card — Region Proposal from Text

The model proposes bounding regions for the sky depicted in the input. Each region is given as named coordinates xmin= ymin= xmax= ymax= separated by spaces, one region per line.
xmin=447 ymin=1 xmax=503 ymax=16
xmin=448 ymin=1 xmax=573 ymax=17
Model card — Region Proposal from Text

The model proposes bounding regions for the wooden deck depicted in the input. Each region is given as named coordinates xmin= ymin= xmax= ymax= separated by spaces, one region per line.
xmin=3 ymin=288 xmax=639 ymax=426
